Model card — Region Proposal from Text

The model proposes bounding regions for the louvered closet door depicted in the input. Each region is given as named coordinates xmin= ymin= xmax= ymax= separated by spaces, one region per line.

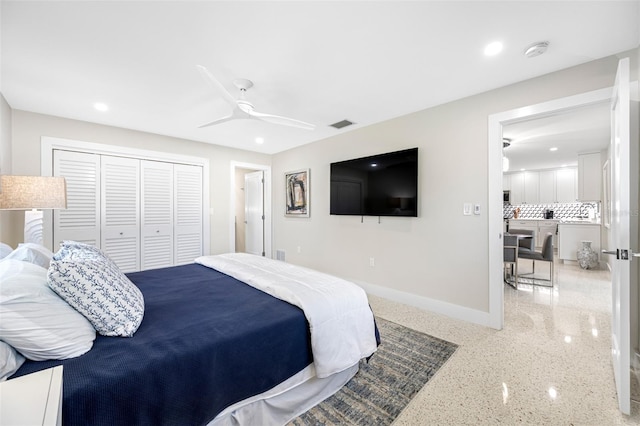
xmin=101 ymin=156 xmax=140 ymax=273
xmin=53 ymin=150 xmax=101 ymax=248
xmin=141 ymin=160 xmax=174 ymax=270
xmin=174 ymin=164 xmax=203 ymax=265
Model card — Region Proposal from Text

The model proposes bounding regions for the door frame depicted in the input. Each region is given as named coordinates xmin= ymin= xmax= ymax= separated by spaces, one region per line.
xmin=229 ymin=161 xmax=272 ymax=258
xmin=488 ymin=87 xmax=613 ymax=329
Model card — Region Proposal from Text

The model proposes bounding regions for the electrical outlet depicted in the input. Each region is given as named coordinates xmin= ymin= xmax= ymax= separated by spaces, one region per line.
xmin=369 ymin=257 xmax=375 ymax=267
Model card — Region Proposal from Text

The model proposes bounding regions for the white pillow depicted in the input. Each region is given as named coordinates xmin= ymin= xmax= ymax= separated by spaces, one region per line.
xmin=0 ymin=259 xmax=96 ymax=361
xmin=48 ymin=248 xmax=145 ymax=337
xmin=3 ymin=243 xmax=54 ymax=268
xmin=0 ymin=243 xmax=12 ymax=259
xmin=0 ymin=340 xmax=25 ymax=382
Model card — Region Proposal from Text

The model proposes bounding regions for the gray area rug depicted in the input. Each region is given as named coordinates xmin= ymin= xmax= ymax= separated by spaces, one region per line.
xmin=288 ymin=317 xmax=458 ymax=425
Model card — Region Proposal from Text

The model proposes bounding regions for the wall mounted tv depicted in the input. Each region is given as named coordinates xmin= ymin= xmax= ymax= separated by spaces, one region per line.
xmin=330 ymin=147 xmax=418 ymax=217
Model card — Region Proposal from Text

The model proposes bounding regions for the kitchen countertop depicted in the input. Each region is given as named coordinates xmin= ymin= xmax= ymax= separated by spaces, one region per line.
xmin=507 ymin=218 xmax=601 ymax=225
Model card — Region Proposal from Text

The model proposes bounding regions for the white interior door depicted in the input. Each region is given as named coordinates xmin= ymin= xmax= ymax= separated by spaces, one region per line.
xmin=101 ymin=155 xmax=141 ymax=273
xmin=141 ymin=160 xmax=174 ymax=270
xmin=52 ymin=150 xmax=101 ymax=248
xmin=604 ymin=57 xmax=632 ymax=415
xmin=244 ymin=170 xmax=264 ymax=256
xmin=174 ymin=164 xmax=203 ymax=265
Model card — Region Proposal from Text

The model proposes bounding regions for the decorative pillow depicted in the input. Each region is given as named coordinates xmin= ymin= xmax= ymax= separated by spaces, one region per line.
xmin=0 ymin=243 xmax=12 ymax=259
xmin=2 ymin=243 xmax=54 ymax=268
xmin=47 ymin=255 xmax=145 ymax=337
xmin=0 ymin=340 xmax=25 ymax=381
xmin=0 ymin=259 xmax=96 ymax=361
xmin=53 ymin=240 xmax=109 ymax=262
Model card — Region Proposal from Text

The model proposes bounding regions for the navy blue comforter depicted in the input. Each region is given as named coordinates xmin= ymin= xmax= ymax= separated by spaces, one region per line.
xmin=13 ymin=263 xmax=313 ymax=426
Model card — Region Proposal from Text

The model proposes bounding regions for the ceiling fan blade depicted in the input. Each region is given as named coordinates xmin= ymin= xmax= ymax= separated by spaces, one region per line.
xmin=198 ymin=107 xmax=250 ymax=128
xmin=197 ymin=65 xmax=237 ymax=107
xmin=249 ymin=110 xmax=316 ymax=130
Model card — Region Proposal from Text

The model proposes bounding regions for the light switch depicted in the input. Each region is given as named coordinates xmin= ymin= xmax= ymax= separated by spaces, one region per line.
xmin=463 ymin=203 xmax=472 ymax=215
xmin=474 ymin=204 xmax=481 ymax=215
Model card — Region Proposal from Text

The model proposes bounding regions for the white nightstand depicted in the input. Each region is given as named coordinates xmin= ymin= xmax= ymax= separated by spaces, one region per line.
xmin=0 ymin=366 xmax=63 ymax=426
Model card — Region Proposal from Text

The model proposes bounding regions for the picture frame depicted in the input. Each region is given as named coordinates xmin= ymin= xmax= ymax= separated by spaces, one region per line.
xmin=603 ymin=159 xmax=611 ymax=229
xmin=285 ymin=169 xmax=310 ymax=217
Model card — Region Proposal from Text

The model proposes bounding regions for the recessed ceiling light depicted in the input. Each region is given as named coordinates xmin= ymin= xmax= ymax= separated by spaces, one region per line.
xmin=93 ymin=102 xmax=108 ymax=112
xmin=550 ymin=147 xmax=558 ymax=151
xmin=255 ymin=137 xmax=264 ymax=144
xmin=520 ymin=168 xmax=525 ymax=171
xmin=484 ymin=41 xmax=503 ymax=56
xmin=371 ymin=163 xmax=378 ymax=167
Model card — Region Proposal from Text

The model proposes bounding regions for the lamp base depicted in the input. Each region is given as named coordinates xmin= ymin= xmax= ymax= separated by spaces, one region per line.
xmin=24 ymin=209 xmax=44 ymax=245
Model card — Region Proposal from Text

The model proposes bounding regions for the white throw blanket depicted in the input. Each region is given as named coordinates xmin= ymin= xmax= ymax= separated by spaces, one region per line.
xmin=195 ymin=253 xmax=378 ymax=378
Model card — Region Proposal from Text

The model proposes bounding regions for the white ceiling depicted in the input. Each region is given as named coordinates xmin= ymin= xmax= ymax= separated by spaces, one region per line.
xmin=503 ymin=102 xmax=611 ymax=172
xmin=1 ymin=1 xmax=639 ymax=155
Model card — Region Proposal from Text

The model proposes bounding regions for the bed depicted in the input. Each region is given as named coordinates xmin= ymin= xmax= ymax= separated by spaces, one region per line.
xmin=8 ymin=252 xmax=379 ymax=425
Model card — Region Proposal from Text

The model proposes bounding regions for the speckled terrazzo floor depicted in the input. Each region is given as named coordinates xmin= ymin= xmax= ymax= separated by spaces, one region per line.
xmin=368 ymin=258 xmax=640 ymax=425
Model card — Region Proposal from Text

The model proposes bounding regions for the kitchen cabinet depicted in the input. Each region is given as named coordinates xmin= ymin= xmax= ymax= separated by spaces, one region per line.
xmin=509 ymin=173 xmax=525 ymax=205
xmin=538 ymin=168 xmax=577 ymax=204
xmin=555 ymin=168 xmax=577 ymax=202
xmin=509 ymin=220 xmax=559 ymax=249
xmin=503 ymin=174 xmax=510 ymax=191
xmin=506 ymin=171 xmax=539 ymax=205
xmin=558 ymin=223 xmax=601 ymax=264
xmin=523 ymin=171 xmax=539 ymax=204
xmin=538 ymin=221 xmax=559 ymax=249
xmin=578 ymin=152 xmax=601 ymax=201
xmin=538 ymin=171 xmax=555 ymax=203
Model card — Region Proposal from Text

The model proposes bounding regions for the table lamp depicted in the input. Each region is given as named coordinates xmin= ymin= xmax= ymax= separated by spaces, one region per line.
xmin=0 ymin=175 xmax=67 ymax=245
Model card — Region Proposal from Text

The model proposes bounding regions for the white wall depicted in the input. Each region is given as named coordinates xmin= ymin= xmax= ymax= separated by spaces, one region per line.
xmin=0 ymin=93 xmax=13 ymax=244
xmin=6 ymin=110 xmax=271 ymax=252
xmin=272 ymin=52 xmax=635 ymax=323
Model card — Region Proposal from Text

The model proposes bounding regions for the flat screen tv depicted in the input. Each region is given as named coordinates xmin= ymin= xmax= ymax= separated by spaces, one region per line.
xmin=330 ymin=147 xmax=418 ymax=217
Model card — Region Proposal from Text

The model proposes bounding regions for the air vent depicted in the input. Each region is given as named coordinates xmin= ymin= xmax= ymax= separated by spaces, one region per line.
xmin=330 ymin=119 xmax=355 ymax=129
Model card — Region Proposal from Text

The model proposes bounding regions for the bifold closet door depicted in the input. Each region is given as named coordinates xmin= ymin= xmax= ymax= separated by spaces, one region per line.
xmin=101 ymin=156 xmax=140 ymax=273
xmin=141 ymin=160 xmax=174 ymax=270
xmin=174 ymin=164 xmax=203 ymax=265
xmin=53 ymin=150 xmax=101 ymax=248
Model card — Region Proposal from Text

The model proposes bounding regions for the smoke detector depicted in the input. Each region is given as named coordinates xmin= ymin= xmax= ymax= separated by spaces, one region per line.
xmin=523 ymin=41 xmax=549 ymax=58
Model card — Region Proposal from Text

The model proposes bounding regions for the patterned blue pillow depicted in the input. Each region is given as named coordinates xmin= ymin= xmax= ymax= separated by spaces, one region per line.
xmin=48 ymin=243 xmax=144 ymax=337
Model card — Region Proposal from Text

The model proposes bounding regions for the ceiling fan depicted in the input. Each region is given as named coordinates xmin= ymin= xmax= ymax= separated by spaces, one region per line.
xmin=197 ymin=65 xmax=315 ymax=131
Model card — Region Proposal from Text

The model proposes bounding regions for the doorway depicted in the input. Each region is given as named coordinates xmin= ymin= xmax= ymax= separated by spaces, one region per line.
xmin=488 ymin=87 xmax=613 ymax=329
xmin=229 ymin=161 xmax=272 ymax=258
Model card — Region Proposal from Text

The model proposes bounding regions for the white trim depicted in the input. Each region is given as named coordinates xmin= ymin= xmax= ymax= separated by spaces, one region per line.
xmin=40 ymin=136 xmax=210 ymax=255
xmin=229 ymin=161 xmax=272 ymax=258
xmin=358 ymin=280 xmax=492 ymax=328
xmin=488 ymin=87 xmax=613 ymax=330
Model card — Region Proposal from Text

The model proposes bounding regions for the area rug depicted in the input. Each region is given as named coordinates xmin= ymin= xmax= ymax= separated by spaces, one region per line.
xmin=288 ymin=317 xmax=458 ymax=426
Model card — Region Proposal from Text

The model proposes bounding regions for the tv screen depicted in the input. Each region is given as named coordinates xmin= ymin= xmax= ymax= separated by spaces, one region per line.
xmin=330 ymin=148 xmax=418 ymax=217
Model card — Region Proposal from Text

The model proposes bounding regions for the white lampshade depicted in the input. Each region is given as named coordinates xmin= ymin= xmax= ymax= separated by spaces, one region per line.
xmin=0 ymin=175 xmax=67 ymax=210
xmin=0 ymin=175 xmax=67 ymax=245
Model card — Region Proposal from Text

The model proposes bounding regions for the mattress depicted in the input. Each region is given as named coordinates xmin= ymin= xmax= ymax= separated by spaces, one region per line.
xmin=12 ymin=263 xmax=314 ymax=426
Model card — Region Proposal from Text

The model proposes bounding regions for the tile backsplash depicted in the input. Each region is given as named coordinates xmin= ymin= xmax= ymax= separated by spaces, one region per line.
xmin=503 ymin=202 xmax=599 ymax=220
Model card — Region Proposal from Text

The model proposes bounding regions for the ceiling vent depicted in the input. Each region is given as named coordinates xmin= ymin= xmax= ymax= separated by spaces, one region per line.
xmin=330 ymin=119 xmax=355 ymax=129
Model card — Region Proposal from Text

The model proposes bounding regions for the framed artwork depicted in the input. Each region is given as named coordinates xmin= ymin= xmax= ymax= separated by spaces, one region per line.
xmin=603 ymin=159 xmax=611 ymax=229
xmin=285 ymin=169 xmax=309 ymax=217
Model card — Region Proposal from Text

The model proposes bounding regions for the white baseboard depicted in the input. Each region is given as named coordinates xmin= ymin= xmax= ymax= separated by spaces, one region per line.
xmin=356 ymin=280 xmax=493 ymax=328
